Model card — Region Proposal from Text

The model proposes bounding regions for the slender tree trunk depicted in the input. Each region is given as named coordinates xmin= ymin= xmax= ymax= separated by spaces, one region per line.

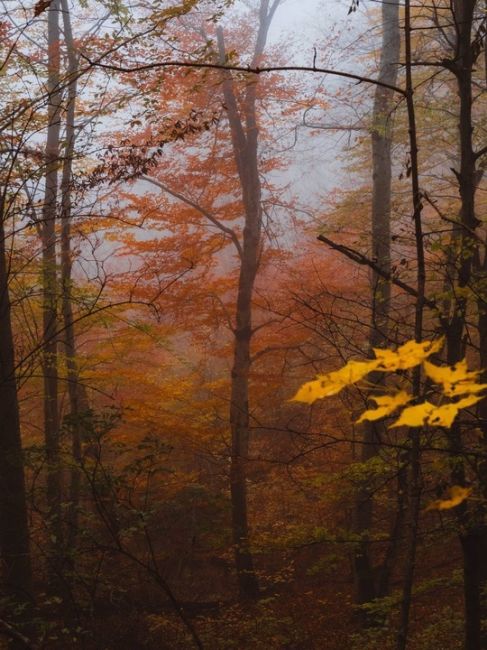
xmin=353 ymin=0 xmax=399 ymax=609
xmin=228 ymin=265 xmax=260 ymax=600
xmin=42 ymin=0 xmax=63 ymax=582
xmin=396 ymin=1 xmax=427 ymax=647
xmin=216 ymin=0 xmax=280 ymax=600
xmin=377 ymin=461 xmax=407 ymax=598
xmin=475 ymin=242 xmax=487 ymax=649
xmin=217 ymin=32 xmax=261 ymax=602
xmin=441 ymin=3 xmax=486 ymax=647
xmin=59 ymin=0 xmax=85 ymax=552
xmin=0 ymin=195 xmax=32 ymax=608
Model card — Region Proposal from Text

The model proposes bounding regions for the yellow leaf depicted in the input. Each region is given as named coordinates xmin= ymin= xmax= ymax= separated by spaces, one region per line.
xmin=424 ymin=358 xmax=473 ymax=384
xmin=372 ymin=392 xmax=412 ymax=407
xmin=291 ymin=375 xmax=344 ymax=403
xmin=423 ymin=359 xmax=487 ymax=398
xmin=357 ymin=391 xmax=412 ymax=423
xmin=389 ymin=401 xmax=435 ymax=428
xmin=427 ymin=395 xmax=483 ymax=427
xmin=426 ymin=485 xmax=472 ymax=511
xmin=291 ymin=359 xmax=379 ymax=404
xmin=447 ymin=382 xmax=487 ymax=398
xmin=373 ymin=338 xmax=444 ymax=371
xmin=332 ymin=359 xmax=380 ymax=385
xmin=389 ymin=395 xmax=482 ymax=429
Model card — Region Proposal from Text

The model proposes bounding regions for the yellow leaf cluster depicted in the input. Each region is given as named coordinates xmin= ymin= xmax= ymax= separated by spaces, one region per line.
xmin=426 ymin=485 xmax=472 ymax=511
xmin=292 ymin=338 xmax=486 ymax=430
xmin=373 ymin=338 xmax=444 ymax=371
xmin=292 ymin=338 xmax=443 ymax=405
xmin=388 ymin=395 xmax=482 ymax=428
xmin=424 ymin=359 xmax=487 ymax=397
xmin=357 ymin=391 xmax=412 ymax=423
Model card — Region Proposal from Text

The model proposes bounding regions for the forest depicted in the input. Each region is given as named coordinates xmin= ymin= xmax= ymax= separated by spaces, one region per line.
xmin=0 ymin=0 xmax=486 ymax=648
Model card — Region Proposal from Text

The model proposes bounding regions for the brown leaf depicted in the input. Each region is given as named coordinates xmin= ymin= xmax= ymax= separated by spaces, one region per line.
xmin=34 ymin=0 xmax=52 ymax=17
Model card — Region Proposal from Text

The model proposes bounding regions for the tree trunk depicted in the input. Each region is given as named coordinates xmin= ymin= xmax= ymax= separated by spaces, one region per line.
xmin=0 ymin=195 xmax=32 ymax=608
xmin=396 ymin=0 xmax=428 ymax=646
xmin=353 ymin=0 xmax=399 ymax=609
xmin=59 ymin=0 xmax=86 ymax=553
xmin=475 ymin=268 xmax=487 ymax=648
xmin=216 ymin=0 xmax=280 ymax=600
xmin=42 ymin=0 xmax=63 ymax=583
xmin=460 ymin=526 xmax=487 ymax=650
xmin=442 ymin=3 xmax=485 ymax=647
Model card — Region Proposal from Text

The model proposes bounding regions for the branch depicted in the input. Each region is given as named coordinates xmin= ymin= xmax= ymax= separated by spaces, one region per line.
xmin=422 ymin=192 xmax=483 ymax=241
xmin=474 ymin=144 xmax=487 ymax=161
xmin=79 ymin=54 xmax=406 ymax=96
xmin=316 ymin=234 xmax=438 ymax=312
xmin=0 ymin=619 xmax=36 ymax=649
xmin=14 ymin=266 xmax=192 ymax=377
xmin=141 ymin=175 xmax=243 ymax=258
xmin=250 ymin=344 xmax=298 ymax=363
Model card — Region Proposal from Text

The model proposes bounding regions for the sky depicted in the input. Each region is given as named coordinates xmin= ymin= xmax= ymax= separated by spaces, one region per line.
xmin=263 ymin=0 xmax=374 ymax=207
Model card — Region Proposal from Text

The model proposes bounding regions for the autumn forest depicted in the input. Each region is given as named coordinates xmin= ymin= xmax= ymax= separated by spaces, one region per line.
xmin=0 ymin=0 xmax=486 ymax=648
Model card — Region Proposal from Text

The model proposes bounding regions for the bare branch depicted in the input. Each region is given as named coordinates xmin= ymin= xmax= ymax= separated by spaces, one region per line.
xmin=316 ymin=234 xmax=438 ymax=312
xmin=79 ymin=54 xmax=407 ymax=96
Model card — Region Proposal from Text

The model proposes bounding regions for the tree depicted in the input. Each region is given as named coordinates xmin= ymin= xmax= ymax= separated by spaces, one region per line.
xmin=352 ymin=0 xmax=401 ymax=608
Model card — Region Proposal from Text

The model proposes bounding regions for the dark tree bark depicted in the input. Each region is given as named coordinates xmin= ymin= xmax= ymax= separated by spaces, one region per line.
xmin=396 ymin=0 xmax=428 ymax=646
xmin=475 ymin=266 xmax=487 ymax=648
xmin=0 ymin=195 xmax=32 ymax=607
xmin=216 ymin=0 xmax=280 ymax=600
xmin=435 ymin=2 xmax=487 ymax=648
